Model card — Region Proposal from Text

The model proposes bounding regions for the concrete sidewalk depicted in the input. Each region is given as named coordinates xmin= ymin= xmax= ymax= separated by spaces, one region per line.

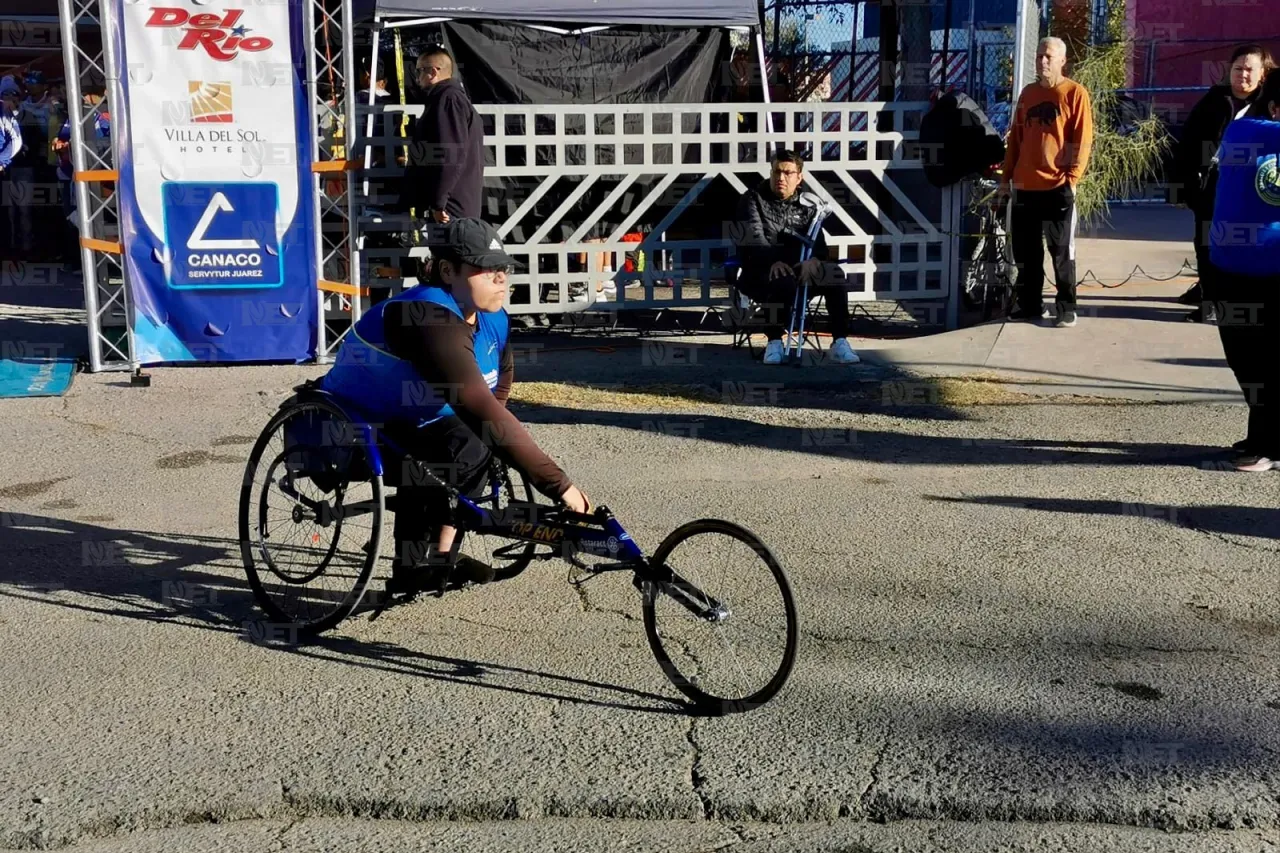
xmin=855 ymin=204 xmax=1235 ymax=402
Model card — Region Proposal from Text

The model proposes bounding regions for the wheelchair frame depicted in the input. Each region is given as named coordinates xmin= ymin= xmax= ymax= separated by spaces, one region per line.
xmin=239 ymin=381 xmax=800 ymax=713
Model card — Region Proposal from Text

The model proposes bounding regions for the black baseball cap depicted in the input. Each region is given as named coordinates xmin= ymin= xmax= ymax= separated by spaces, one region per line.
xmin=433 ymin=218 xmax=522 ymax=271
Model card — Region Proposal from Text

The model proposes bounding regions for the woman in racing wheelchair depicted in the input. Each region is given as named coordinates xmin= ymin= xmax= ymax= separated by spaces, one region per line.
xmin=319 ymin=218 xmax=592 ymax=595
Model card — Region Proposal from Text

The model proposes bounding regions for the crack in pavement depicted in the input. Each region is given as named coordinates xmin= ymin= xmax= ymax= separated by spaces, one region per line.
xmin=859 ymin=726 xmax=892 ymax=822
xmin=687 ymin=716 xmax=712 ymax=821
xmin=444 ymin=615 xmax=540 ymax=636
xmin=1182 ymin=524 xmax=1280 ymax=554
xmin=270 ymin=815 xmax=301 ymax=852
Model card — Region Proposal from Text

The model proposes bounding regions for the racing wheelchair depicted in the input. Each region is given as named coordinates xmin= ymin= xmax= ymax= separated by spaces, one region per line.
xmin=238 ymin=380 xmax=800 ymax=714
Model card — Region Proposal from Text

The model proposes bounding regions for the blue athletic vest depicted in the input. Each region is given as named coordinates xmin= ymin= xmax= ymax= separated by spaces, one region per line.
xmin=1210 ymin=118 xmax=1280 ymax=278
xmin=320 ymin=286 xmax=509 ymax=425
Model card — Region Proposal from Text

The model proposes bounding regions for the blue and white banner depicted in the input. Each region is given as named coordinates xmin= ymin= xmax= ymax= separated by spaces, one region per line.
xmin=112 ymin=0 xmax=318 ymax=364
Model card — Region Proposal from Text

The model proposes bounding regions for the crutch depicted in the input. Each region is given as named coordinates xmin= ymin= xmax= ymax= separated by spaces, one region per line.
xmin=784 ymin=198 xmax=834 ymax=362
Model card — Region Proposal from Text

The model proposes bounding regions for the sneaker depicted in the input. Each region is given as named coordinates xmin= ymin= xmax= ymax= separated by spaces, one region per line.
xmin=1231 ymin=439 xmax=1251 ymax=453
xmin=387 ymin=554 xmax=494 ymax=596
xmin=1184 ymin=306 xmax=1217 ymax=324
xmin=1233 ymin=455 xmax=1280 ymax=472
xmin=1177 ymin=282 xmax=1202 ymax=305
xmin=1055 ymin=310 xmax=1077 ymax=328
xmin=1008 ymin=307 xmax=1045 ymax=322
xmin=386 ymin=561 xmax=445 ymax=597
xmin=762 ymin=339 xmax=785 ymax=364
xmin=828 ymin=338 xmax=861 ymax=364
xmin=455 ymin=554 xmax=496 ymax=584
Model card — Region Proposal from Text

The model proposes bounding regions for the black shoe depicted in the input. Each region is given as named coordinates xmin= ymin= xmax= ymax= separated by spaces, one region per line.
xmin=1008 ymin=307 xmax=1045 ymax=322
xmin=1055 ymin=309 xmax=1078 ymax=328
xmin=386 ymin=561 xmax=447 ymax=597
xmin=387 ymin=554 xmax=495 ymax=597
xmin=1184 ymin=306 xmax=1218 ymax=324
xmin=1177 ymin=283 xmax=1202 ymax=305
xmin=455 ymin=554 xmax=496 ymax=585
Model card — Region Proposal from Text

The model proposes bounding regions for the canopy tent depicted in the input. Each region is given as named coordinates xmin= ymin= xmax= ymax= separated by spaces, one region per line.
xmin=352 ymin=0 xmax=760 ymax=28
xmin=353 ymin=0 xmax=774 ymax=247
xmin=353 ymin=0 xmax=768 ymax=109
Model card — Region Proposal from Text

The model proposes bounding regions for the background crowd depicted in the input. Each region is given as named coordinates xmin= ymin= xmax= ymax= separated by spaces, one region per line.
xmin=0 ymin=69 xmax=110 ymax=274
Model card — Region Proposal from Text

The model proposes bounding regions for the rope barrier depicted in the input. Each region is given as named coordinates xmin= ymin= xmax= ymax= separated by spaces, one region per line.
xmin=1075 ymin=260 xmax=1199 ymax=289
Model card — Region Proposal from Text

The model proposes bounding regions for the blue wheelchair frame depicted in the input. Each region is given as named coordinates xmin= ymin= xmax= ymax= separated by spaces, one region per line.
xmin=278 ymin=384 xmax=723 ymax=619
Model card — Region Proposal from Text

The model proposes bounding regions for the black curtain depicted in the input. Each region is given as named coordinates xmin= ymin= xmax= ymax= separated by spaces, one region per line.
xmin=442 ymin=21 xmax=729 ymax=104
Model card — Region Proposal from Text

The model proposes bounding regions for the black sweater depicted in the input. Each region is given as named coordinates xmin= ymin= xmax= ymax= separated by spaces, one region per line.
xmin=398 ymin=79 xmax=484 ymax=219
xmin=733 ymin=180 xmax=829 ymax=273
xmin=1175 ymin=84 xmax=1260 ymax=214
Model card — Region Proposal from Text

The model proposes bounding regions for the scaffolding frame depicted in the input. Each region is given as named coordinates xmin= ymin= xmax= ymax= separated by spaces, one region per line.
xmin=57 ymin=0 xmax=134 ymax=373
xmin=57 ymin=0 xmax=359 ymax=372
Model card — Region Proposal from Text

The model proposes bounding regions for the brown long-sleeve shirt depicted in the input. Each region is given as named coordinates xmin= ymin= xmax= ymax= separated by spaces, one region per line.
xmin=382 ymin=301 xmax=573 ymax=501
xmin=1002 ymin=78 xmax=1094 ymax=191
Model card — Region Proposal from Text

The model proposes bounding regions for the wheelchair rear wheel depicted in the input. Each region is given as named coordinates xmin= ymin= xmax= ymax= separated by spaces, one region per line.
xmin=239 ymin=398 xmax=385 ymax=636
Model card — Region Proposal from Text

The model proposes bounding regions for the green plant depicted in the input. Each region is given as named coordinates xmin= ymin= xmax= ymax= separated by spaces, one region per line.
xmin=1065 ymin=33 xmax=1173 ymax=223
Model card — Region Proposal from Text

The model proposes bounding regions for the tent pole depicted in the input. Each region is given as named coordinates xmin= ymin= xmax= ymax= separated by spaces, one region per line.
xmin=362 ymin=16 xmax=381 ymax=200
xmin=754 ymin=26 xmax=774 ymax=160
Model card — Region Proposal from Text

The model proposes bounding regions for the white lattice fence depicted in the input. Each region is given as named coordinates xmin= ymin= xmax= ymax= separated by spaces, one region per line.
xmin=352 ymin=102 xmax=957 ymax=316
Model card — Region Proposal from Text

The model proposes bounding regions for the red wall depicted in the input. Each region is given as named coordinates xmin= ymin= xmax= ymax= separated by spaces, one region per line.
xmin=1129 ymin=0 xmax=1278 ymax=125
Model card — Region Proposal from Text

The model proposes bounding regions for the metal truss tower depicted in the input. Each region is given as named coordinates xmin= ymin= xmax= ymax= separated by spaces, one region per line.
xmin=57 ymin=0 xmax=359 ymax=372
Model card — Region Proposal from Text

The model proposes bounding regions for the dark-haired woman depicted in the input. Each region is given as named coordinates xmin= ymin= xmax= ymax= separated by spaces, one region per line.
xmin=1174 ymin=44 xmax=1275 ymax=323
xmin=1209 ymin=69 xmax=1280 ymax=471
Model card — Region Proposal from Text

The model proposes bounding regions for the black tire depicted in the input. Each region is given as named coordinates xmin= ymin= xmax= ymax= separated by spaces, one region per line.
xmin=238 ymin=399 xmax=384 ymax=638
xmin=641 ymin=519 xmax=799 ymax=714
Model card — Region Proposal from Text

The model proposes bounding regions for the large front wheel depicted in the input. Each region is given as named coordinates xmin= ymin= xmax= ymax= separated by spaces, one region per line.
xmin=641 ymin=519 xmax=798 ymax=714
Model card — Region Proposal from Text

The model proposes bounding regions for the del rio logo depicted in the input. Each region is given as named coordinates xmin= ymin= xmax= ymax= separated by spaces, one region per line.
xmin=146 ymin=8 xmax=274 ymax=62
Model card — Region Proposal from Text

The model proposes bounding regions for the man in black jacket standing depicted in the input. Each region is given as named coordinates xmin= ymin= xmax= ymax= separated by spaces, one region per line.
xmin=397 ymin=46 xmax=483 ymax=223
xmin=733 ymin=150 xmax=859 ymax=365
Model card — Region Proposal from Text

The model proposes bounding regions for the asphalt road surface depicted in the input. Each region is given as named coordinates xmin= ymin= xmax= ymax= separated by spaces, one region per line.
xmin=1 ymin=365 xmax=1278 ymax=851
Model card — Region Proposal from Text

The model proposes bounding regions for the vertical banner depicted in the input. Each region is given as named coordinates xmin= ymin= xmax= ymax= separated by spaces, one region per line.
xmin=112 ymin=0 xmax=318 ymax=364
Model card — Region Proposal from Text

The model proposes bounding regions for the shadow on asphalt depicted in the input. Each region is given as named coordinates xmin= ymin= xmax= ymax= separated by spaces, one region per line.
xmin=513 ymin=331 xmax=1241 ymax=404
xmin=924 ymin=495 xmax=1280 ymax=540
xmin=0 ymin=515 xmax=694 ymax=716
xmin=0 ymin=273 xmax=90 ymax=362
xmin=1150 ymin=357 xmax=1229 ymax=368
xmin=1070 ymin=303 xmax=1194 ymax=323
xmin=514 ymin=404 xmax=1230 ymax=469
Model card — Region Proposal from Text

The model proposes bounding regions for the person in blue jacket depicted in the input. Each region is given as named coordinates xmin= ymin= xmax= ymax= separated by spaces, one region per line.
xmin=321 ymin=218 xmax=592 ymax=594
xmin=1209 ymin=69 xmax=1280 ymax=471
xmin=0 ymin=84 xmax=23 ymax=254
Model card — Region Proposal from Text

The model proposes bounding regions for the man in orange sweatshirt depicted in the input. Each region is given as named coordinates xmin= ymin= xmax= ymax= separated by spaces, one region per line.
xmin=1000 ymin=36 xmax=1094 ymax=327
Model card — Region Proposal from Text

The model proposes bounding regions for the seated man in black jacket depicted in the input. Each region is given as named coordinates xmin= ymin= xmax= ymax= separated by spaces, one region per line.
xmin=733 ymin=150 xmax=859 ymax=364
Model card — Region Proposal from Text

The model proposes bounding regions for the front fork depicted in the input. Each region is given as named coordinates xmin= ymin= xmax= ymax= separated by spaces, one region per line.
xmin=633 ymin=560 xmax=730 ymax=624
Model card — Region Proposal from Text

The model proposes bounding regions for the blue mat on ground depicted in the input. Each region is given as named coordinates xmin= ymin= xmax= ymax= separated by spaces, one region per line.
xmin=0 ymin=358 xmax=78 ymax=398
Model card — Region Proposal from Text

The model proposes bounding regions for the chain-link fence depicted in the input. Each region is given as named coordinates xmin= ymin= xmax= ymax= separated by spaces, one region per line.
xmin=761 ymin=0 xmax=1020 ymax=133
xmin=1124 ymin=36 xmax=1280 ymax=134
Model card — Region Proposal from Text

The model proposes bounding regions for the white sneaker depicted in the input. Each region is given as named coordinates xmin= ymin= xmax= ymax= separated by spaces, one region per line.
xmin=829 ymin=338 xmax=861 ymax=364
xmin=762 ymin=339 xmax=784 ymax=364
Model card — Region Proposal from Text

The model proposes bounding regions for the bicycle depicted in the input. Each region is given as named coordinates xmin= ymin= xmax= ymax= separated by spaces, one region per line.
xmin=960 ymin=177 xmax=1017 ymax=321
xmin=237 ymin=381 xmax=800 ymax=715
